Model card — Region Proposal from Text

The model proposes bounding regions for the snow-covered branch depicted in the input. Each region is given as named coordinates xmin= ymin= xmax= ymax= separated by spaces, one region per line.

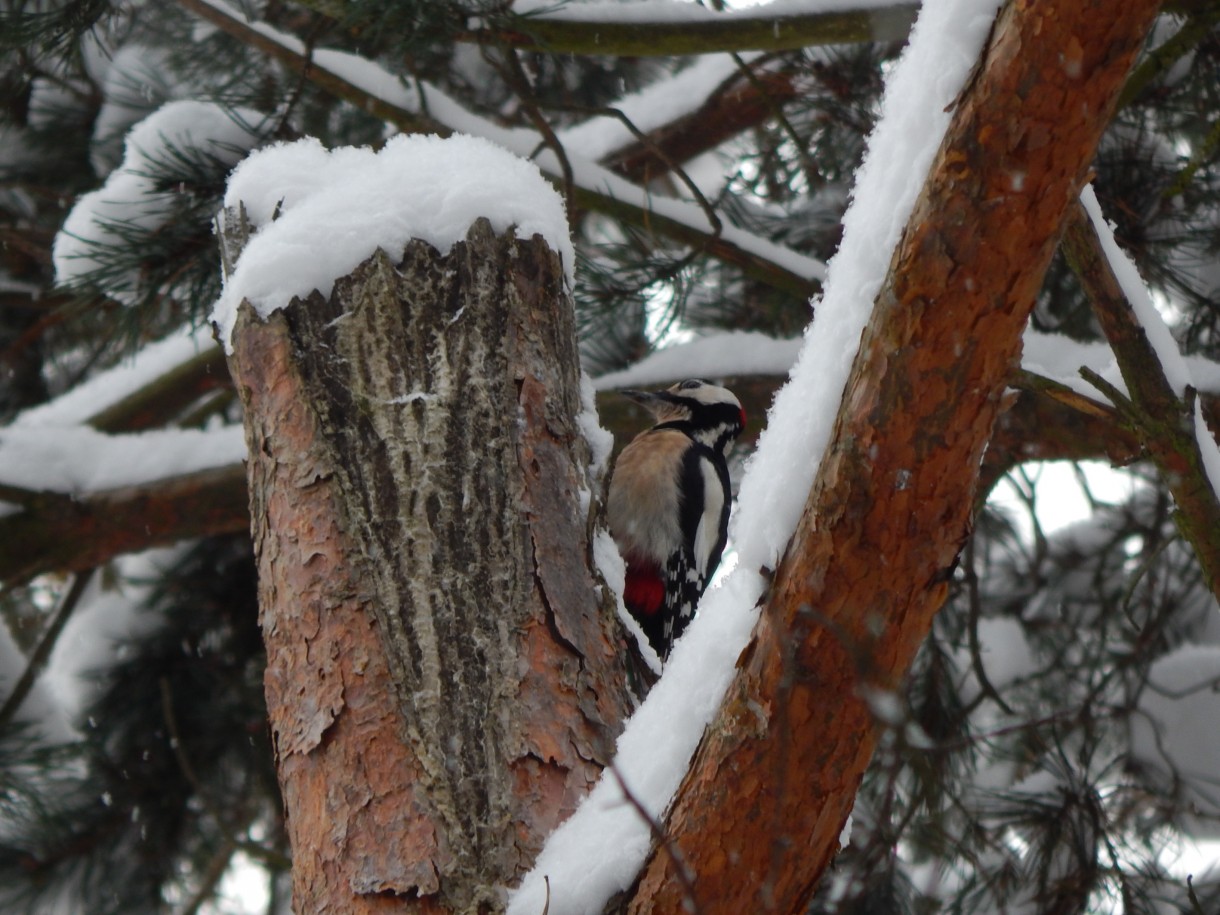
xmin=174 ymin=0 xmax=826 ymax=299
xmin=0 ymin=463 xmax=248 ymax=586
xmin=1062 ymin=190 xmax=1220 ymax=600
xmin=0 ymin=326 xmax=243 ymax=587
xmin=476 ymin=0 xmax=919 ymax=56
xmin=10 ymin=326 xmax=227 ymax=432
xmin=283 ymin=0 xmax=920 ymax=56
xmin=621 ymin=0 xmax=1164 ymax=910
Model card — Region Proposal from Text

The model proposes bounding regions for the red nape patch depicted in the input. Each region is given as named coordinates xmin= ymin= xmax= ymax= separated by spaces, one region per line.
xmin=739 ymin=406 xmax=748 ymax=428
xmin=623 ymin=568 xmax=664 ymax=616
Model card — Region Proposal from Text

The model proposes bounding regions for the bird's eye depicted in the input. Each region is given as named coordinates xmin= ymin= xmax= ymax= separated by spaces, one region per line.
xmin=679 ymin=379 xmax=703 ymax=390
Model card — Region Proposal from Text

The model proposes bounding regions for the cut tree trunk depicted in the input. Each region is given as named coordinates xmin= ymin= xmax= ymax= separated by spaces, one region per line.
xmin=223 ymin=219 xmax=635 ymax=913
xmin=627 ymin=1 xmax=1164 ymax=913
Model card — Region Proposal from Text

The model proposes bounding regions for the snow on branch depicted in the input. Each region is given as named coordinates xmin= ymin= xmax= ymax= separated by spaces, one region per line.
xmin=1078 ymin=183 xmax=1220 ymax=499
xmin=1080 ymin=184 xmax=1192 ymax=396
xmin=589 ymin=327 xmax=1220 ymax=397
xmin=469 ymin=0 xmax=918 ymax=56
xmin=10 ymin=325 xmax=222 ymax=431
xmin=212 ymin=134 xmax=571 ymax=347
xmin=0 ymin=424 xmax=245 ymax=496
xmin=1066 ymin=186 xmax=1220 ymax=598
xmin=557 ymin=53 xmax=749 ymax=160
xmin=52 ymin=100 xmax=268 ymax=303
xmin=286 ymin=0 xmax=920 ymax=55
xmin=593 ymin=331 xmax=802 ymax=389
xmin=507 ymin=1 xmax=1002 ymax=912
xmin=515 ymin=0 xmax=903 ymax=23
xmin=177 ymin=0 xmax=825 ymax=299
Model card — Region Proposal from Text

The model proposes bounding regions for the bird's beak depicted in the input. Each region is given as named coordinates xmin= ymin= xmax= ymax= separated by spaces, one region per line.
xmin=621 ymin=388 xmax=679 ymax=421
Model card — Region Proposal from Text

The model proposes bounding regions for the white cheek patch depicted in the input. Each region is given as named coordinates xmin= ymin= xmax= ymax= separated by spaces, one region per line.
xmin=691 ymin=456 xmax=725 ymax=577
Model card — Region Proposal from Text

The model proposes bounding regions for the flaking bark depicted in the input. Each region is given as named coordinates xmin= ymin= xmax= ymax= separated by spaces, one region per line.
xmin=627 ymin=1 xmax=1165 ymax=913
xmin=224 ymin=219 xmax=634 ymax=913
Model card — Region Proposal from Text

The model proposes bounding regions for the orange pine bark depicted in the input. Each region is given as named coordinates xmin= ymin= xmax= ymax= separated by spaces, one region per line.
xmin=225 ymin=224 xmax=635 ymax=913
xmin=629 ymin=1 xmax=1163 ymax=912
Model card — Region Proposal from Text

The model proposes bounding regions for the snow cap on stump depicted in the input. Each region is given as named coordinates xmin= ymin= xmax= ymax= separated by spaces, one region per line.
xmin=211 ymin=133 xmax=573 ymax=350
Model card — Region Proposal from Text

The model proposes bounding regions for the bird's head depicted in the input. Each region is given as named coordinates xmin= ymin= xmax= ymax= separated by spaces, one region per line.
xmin=622 ymin=379 xmax=746 ymax=452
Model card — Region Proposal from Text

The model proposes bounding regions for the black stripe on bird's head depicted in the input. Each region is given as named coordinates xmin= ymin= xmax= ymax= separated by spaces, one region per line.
xmin=622 ymin=379 xmax=746 ymax=451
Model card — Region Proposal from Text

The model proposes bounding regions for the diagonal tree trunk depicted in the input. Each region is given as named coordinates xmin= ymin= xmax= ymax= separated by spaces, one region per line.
xmin=223 ymin=219 xmax=635 ymax=913
xmin=628 ymin=1 xmax=1164 ymax=912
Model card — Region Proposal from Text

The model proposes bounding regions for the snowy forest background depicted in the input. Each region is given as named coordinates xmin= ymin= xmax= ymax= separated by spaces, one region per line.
xmin=2 ymin=0 xmax=1220 ymax=913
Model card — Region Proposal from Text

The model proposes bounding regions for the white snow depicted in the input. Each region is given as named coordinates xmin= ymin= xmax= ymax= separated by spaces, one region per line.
xmin=1080 ymin=184 xmax=1192 ymax=396
xmin=558 ymin=54 xmax=748 ymax=160
xmin=508 ymin=568 xmax=759 ymax=915
xmin=733 ymin=0 xmax=1001 ymax=572
xmin=43 ymin=548 xmax=188 ymax=725
xmin=88 ymin=44 xmax=173 ymax=174
xmin=508 ymin=1 xmax=1003 ymax=912
xmin=839 ymin=813 xmax=854 ymax=849
xmin=1020 ymin=329 xmax=1124 ymax=400
xmin=593 ymin=331 xmax=801 ymax=390
xmin=313 ymin=47 xmax=421 ymax=111
xmin=1021 ymin=328 xmax=1220 ymax=401
xmin=54 ymin=100 xmax=267 ymax=302
xmin=1195 ymin=399 xmax=1220 ymax=501
xmin=1 ymin=322 xmax=238 ymax=522
xmin=579 ymin=373 xmax=616 ymax=478
xmin=212 ymin=134 xmax=573 ymax=349
xmin=1130 ymin=644 xmax=1220 ymax=818
xmin=513 ymin=0 xmax=910 ymax=25
xmin=11 ymin=325 xmax=219 ymax=430
xmin=1080 ymin=183 xmax=1220 ymax=501
xmin=0 ymin=424 xmax=245 ymax=495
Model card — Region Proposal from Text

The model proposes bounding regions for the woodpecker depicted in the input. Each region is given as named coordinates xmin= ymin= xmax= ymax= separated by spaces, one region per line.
xmin=607 ymin=378 xmax=746 ymax=661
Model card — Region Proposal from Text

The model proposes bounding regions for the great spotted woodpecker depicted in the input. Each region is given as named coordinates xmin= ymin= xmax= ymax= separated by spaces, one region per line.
xmin=606 ymin=379 xmax=746 ymax=660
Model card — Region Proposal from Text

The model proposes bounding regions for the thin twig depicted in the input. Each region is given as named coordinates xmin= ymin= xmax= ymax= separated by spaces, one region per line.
xmin=1065 ymin=198 xmax=1220 ymax=601
xmin=177 ymin=835 xmax=238 ymax=915
xmin=582 ymin=104 xmax=722 ymax=236
xmin=160 ymin=677 xmax=224 ymax=823
xmin=494 ymin=47 xmax=577 ymax=218
xmin=0 ymin=570 xmax=93 ymax=731
xmin=608 ymin=764 xmax=703 ymax=915
xmin=1186 ymin=874 xmax=1207 ymax=915
xmin=963 ymin=536 xmax=1014 ymax=715
xmin=159 ymin=678 xmax=292 ymax=870
xmin=728 ymin=52 xmax=815 ymax=183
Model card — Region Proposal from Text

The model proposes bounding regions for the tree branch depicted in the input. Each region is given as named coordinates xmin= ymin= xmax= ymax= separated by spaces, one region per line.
xmin=173 ymin=0 xmax=824 ymax=300
xmin=0 ymin=570 xmax=92 ymax=729
xmin=629 ymin=1 xmax=1165 ymax=911
xmin=86 ymin=344 xmax=229 ymax=432
xmin=978 ymin=384 xmax=1143 ymax=499
xmin=1061 ymin=198 xmax=1220 ymax=600
xmin=470 ymin=3 xmax=918 ymax=57
xmin=0 ymin=465 xmax=250 ymax=587
xmin=283 ymin=0 xmax=920 ymax=56
xmin=1 ymin=358 xmax=1166 ymax=592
